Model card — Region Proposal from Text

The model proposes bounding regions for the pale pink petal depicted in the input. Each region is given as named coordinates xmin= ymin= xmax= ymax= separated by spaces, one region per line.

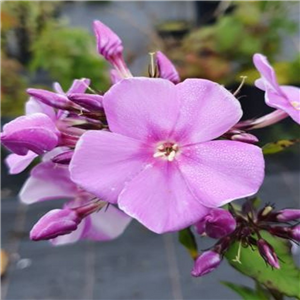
xmin=280 ymin=86 xmax=300 ymax=124
xmin=67 ymin=78 xmax=91 ymax=94
xmin=103 ymin=77 xmax=180 ymax=141
xmin=172 ymin=79 xmax=242 ymax=144
xmin=53 ymin=82 xmax=65 ymax=94
xmin=70 ymin=131 xmax=151 ymax=204
xmin=253 ymin=53 xmax=283 ymax=95
xmin=118 ymin=162 xmax=210 ymax=234
xmin=177 ymin=140 xmax=264 ymax=207
xmin=5 ymin=152 xmax=38 ymax=174
xmin=1 ymin=113 xmax=59 ymax=155
xmin=19 ymin=162 xmax=77 ymax=204
xmin=25 ymin=98 xmax=56 ymax=121
xmin=156 ymin=51 xmax=180 ymax=84
xmin=82 ymin=205 xmax=131 ymax=241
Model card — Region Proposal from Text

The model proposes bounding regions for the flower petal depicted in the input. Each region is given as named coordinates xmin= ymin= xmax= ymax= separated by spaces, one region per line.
xmin=178 ymin=140 xmax=264 ymax=207
xmin=1 ymin=113 xmax=59 ymax=155
xmin=118 ymin=162 xmax=210 ymax=234
xmin=70 ymin=130 xmax=151 ymax=204
xmin=19 ymin=162 xmax=77 ymax=204
xmin=25 ymin=98 xmax=56 ymax=121
xmin=172 ymin=79 xmax=242 ymax=144
xmin=82 ymin=205 xmax=131 ymax=241
xmin=276 ymin=86 xmax=300 ymax=124
xmin=5 ymin=152 xmax=38 ymax=174
xmin=103 ymin=77 xmax=180 ymax=141
xmin=253 ymin=53 xmax=283 ymax=95
xmin=66 ymin=78 xmax=91 ymax=94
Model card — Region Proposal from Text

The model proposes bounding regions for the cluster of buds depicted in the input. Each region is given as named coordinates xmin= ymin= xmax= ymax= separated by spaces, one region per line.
xmin=192 ymin=202 xmax=300 ymax=277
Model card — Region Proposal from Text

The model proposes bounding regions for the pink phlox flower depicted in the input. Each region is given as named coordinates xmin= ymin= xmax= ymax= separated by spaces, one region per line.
xmin=20 ymin=159 xmax=131 ymax=245
xmin=253 ymin=53 xmax=300 ymax=124
xmin=70 ymin=77 xmax=265 ymax=234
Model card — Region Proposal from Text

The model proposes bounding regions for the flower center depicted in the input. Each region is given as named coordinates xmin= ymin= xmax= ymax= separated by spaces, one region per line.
xmin=153 ymin=142 xmax=179 ymax=162
xmin=291 ymin=101 xmax=300 ymax=110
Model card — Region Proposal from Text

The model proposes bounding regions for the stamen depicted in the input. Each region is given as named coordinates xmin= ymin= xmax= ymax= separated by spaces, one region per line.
xmin=148 ymin=52 xmax=159 ymax=78
xmin=233 ymin=76 xmax=247 ymax=96
xmin=167 ymin=150 xmax=176 ymax=161
xmin=153 ymin=142 xmax=179 ymax=161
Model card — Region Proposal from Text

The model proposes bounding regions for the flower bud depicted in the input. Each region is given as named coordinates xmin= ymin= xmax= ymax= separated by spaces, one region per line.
xmin=191 ymin=251 xmax=222 ymax=277
xmin=257 ymin=239 xmax=280 ymax=269
xmin=231 ymin=132 xmax=259 ymax=144
xmin=276 ymin=209 xmax=300 ymax=222
xmin=68 ymin=93 xmax=103 ymax=111
xmin=195 ymin=208 xmax=236 ymax=239
xmin=27 ymin=89 xmax=79 ymax=111
xmin=93 ymin=20 xmax=131 ymax=78
xmin=51 ymin=150 xmax=74 ymax=165
xmin=30 ymin=209 xmax=81 ymax=241
xmin=156 ymin=51 xmax=180 ymax=84
xmin=291 ymin=225 xmax=300 ymax=242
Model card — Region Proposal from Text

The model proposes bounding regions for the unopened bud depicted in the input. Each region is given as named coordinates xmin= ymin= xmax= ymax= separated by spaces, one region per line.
xmin=30 ymin=209 xmax=81 ymax=241
xmin=291 ymin=225 xmax=300 ymax=242
xmin=257 ymin=239 xmax=280 ymax=269
xmin=156 ymin=51 xmax=180 ymax=84
xmin=52 ymin=150 xmax=74 ymax=165
xmin=68 ymin=93 xmax=103 ymax=111
xmin=27 ymin=89 xmax=79 ymax=111
xmin=191 ymin=251 xmax=222 ymax=277
xmin=231 ymin=133 xmax=259 ymax=144
xmin=276 ymin=209 xmax=300 ymax=222
xmin=195 ymin=208 xmax=236 ymax=239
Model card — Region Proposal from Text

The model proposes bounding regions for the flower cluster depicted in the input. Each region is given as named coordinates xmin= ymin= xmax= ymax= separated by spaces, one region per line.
xmin=191 ymin=203 xmax=300 ymax=277
xmin=1 ymin=20 xmax=299 ymax=256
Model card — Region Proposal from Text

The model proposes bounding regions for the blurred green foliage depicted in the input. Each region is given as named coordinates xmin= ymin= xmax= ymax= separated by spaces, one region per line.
xmin=160 ymin=1 xmax=299 ymax=85
xmin=1 ymin=1 xmax=109 ymax=117
xmin=29 ymin=24 xmax=109 ymax=92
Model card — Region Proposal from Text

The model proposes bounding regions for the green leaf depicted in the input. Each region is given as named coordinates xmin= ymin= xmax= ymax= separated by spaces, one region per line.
xmin=262 ymin=139 xmax=300 ymax=155
xmin=225 ymin=231 xmax=300 ymax=299
xmin=221 ymin=282 xmax=269 ymax=300
xmin=178 ymin=227 xmax=198 ymax=260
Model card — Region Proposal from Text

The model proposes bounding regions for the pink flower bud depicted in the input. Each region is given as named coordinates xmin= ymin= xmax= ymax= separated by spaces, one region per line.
xmin=276 ymin=209 xmax=300 ymax=222
xmin=257 ymin=239 xmax=280 ymax=269
xmin=231 ymin=133 xmax=259 ymax=144
xmin=291 ymin=225 xmax=300 ymax=242
xmin=156 ymin=51 xmax=180 ymax=84
xmin=68 ymin=93 xmax=103 ymax=111
xmin=27 ymin=88 xmax=79 ymax=111
xmin=191 ymin=251 xmax=222 ymax=277
xmin=51 ymin=150 xmax=74 ymax=165
xmin=93 ymin=20 xmax=131 ymax=78
xmin=30 ymin=209 xmax=81 ymax=241
xmin=195 ymin=208 xmax=236 ymax=239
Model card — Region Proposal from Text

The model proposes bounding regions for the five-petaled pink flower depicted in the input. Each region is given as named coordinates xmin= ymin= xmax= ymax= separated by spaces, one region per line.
xmin=70 ymin=77 xmax=265 ymax=234
xmin=253 ymin=53 xmax=300 ymax=124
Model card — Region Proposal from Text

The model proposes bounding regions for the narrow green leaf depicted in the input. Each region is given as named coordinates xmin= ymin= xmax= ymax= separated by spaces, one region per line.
xmin=178 ymin=227 xmax=198 ymax=260
xmin=262 ymin=139 xmax=300 ymax=155
xmin=221 ymin=282 xmax=265 ymax=300
xmin=225 ymin=231 xmax=300 ymax=299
